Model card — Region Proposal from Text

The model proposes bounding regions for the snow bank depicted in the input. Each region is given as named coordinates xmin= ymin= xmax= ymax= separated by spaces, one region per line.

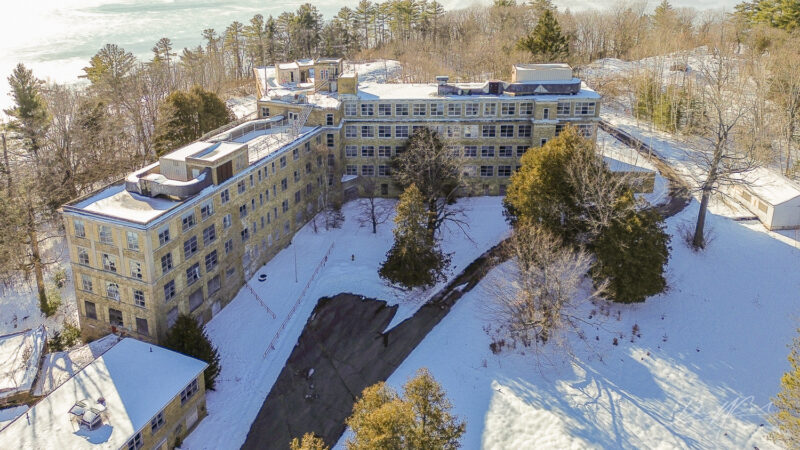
xmin=182 ymin=197 xmax=509 ymax=449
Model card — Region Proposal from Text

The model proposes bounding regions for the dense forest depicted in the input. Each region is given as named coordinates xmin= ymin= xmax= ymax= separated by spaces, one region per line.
xmin=1 ymin=0 xmax=799 ymax=302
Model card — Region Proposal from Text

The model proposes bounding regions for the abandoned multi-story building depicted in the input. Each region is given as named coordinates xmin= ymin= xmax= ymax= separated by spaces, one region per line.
xmin=61 ymin=58 xmax=601 ymax=344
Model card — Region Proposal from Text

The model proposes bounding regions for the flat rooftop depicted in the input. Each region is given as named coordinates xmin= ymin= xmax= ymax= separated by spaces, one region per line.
xmin=66 ymin=125 xmax=319 ymax=226
xmin=0 ymin=338 xmax=206 ymax=449
xmin=354 ymin=81 xmax=600 ymax=101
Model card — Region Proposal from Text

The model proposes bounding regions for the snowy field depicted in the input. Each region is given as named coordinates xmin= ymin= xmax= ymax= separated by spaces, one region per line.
xmin=183 ymin=197 xmax=510 ymax=449
xmin=352 ymin=199 xmax=798 ymax=449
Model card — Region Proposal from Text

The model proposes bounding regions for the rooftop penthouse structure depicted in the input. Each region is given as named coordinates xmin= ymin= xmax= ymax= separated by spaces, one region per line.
xmin=61 ymin=59 xmax=600 ymax=345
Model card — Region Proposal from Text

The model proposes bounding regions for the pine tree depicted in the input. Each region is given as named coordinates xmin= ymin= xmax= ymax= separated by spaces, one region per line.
xmin=346 ymin=369 xmax=465 ymax=450
xmin=517 ymin=9 xmax=569 ymax=61
xmin=770 ymin=331 xmax=800 ymax=448
xmin=154 ymin=86 xmax=233 ymax=156
xmin=591 ymin=201 xmax=670 ymax=303
xmin=4 ymin=64 xmax=49 ymax=157
xmin=290 ymin=433 xmax=329 ymax=450
xmin=379 ymin=184 xmax=450 ymax=289
xmin=163 ymin=314 xmax=222 ymax=390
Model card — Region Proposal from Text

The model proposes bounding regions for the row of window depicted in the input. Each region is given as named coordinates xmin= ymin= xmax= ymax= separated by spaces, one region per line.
xmin=84 ymin=301 xmax=150 ymax=336
xmin=346 ymin=144 xmax=532 ymax=159
xmin=73 ymin=220 xmax=141 ymax=251
xmin=346 ymin=164 xmax=518 ymax=178
xmin=344 ymin=123 xmax=533 ymax=139
xmin=343 ymin=101 xmax=596 ymax=118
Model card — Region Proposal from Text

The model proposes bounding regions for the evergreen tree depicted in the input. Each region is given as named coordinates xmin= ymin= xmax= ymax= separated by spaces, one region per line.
xmin=163 ymin=314 xmax=222 ymax=390
xmin=769 ymin=331 xmax=800 ymax=447
xmin=346 ymin=368 xmax=465 ymax=450
xmin=290 ymin=433 xmax=329 ymax=450
xmin=379 ymin=184 xmax=450 ymax=289
xmin=391 ymin=127 xmax=461 ymax=235
xmin=735 ymin=0 xmax=800 ymax=31
xmin=591 ymin=199 xmax=671 ymax=303
xmin=153 ymin=86 xmax=233 ymax=156
xmin=517 ymin=9 xmax=569 ymax=61
xmin=4 ymin=64 xmax=49 ymax=157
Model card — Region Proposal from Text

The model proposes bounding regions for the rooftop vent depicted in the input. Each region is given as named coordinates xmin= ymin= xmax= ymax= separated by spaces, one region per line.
xmin=69 ymin=398 xmax=108 ymax=431
xmin=435 ymin=75 xmax=449 ymax=86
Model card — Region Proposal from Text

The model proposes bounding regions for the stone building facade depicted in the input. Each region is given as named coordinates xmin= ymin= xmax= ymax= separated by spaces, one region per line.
xmin=62 ymin=60 xmax=600 ymax=345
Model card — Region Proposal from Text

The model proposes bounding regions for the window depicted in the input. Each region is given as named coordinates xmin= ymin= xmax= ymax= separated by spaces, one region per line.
xmin=463 ymin=125 xmax=478 ymax=138
xmin=133 ymin=289 xmax=146 ymax=308
xmin=378 ymin=165 xmax=390 ymax=176
xmin=516 ymin=146 xmax=528 ymax=157
xmin=518 ymin=124 xmax=531 ymax=137
xmin=102 ymin=254 xmax=117 ymax=273
xmin=225 ymin=239 xmax=234 ymax=255
xmin=186 ymin=262 xmax=201 ymax=286
xmin=462 ymin=165 xmax=477 ymax=177
xmin=220 ymin=189 xmax=230 ymax=204
xmin=239 ymin=204 xmax=248 ymax=218
xmin=381 ymin=183 xmax=389 ymax=195
xmin=294 ymin=190 xmax=302 ymax=204
xmin=181 ymin=378 xmax=199 ymax=405
xmin=465 ymin=103 xmax=479 ymax=116
xmin=557 ymin=102 xmax=571 ymax=117
xmin=345 ymin=125 xmax=357 ymax=138
xmin=200 ymin=225 xmax=216 ymax=247
xmin=106 ymin=283 xmax=120 ymax=301
xmin=542 ymin=108 xmax=550 ymax=119
xmin=500 ymin=125 xmax=514 ymax=137
xmin=181 ymin=213 xmax=196 ymax=232
xmin=208 ymin=275 xmax=221 ymax=295
xmin=126 ymin=432 xmax=142 ymax=450
xmin=378 ymin=125 xmax=391 ymax=138
xmin=520 ymin=102 xmax=533 ymax=115
xmin=430 ymin=103 xmax=444 ymax=116
xmin=555 ymin=124 xmax=564 ymax=136
xmin=158 ymin=226 xmax=170 ymax=246
xmin=280 ymin=156 xmax=287 ymax=168
xmin=130 ymin=261 xmax=143 ymax=279
xmin=74 ymin=220 xmax=85 ymax=238
xmin=482 ymin=125 xmax=496 ymax=137
xmin=540 ymin=138 xmax=548 ymax=146
xmin=447 ymin=103 xmax=462 ymax=116
xmin=501 ymin=102 xmax=516 ymax=115
xmin=237 ymin=180 xmax=246 ymax=194
xmin=99 ymin=225 xmax=113 ymax=245
xmin=499 ymin=146 xmax=513 ymax=157
xmin=448 ymin=146 xmax=460 ymax=157
xmin=378 ymin=146 xmax=392 ymax=157
xmin=78 ymin=247 xmax=90 ymax=266
xmin=282 ymin=199 xmax=289 ymax=213
xmin=498 ymin=165 xmax=512 ymax=177
xmin=361 ymin=126 xmax=374 ymax=138
xmin=81 ymin=274 xmax=93 ymax=292
xmin=261 ymin=106 xmax=270 ymax=117
xmin=161 ymin=252 xmax=173 ymax=274
xmin=345 ymin=145 xmax=357 ymax=157
xmin=362 ymin=165 xmax=375 ymax=176
xmin=378 ymin=103 xmax=392 ymax=116
xmin=284 ymin=221 xmax=291 ymax=235
xmin=395 ymin=146 xmax=406 ymax=155
xmin=480 ymin=166 xmax=495 ymax=177
xmin=85 ymin=301 xmax=97 ymax=320
xmin=395 ymin=103 xmax=409 ymax=116
xmin=241 ymin=227 xmax=250 ymax=242
xmin=360 ymin=103 xmax=374 ymax=116
xmin=483 ymin=103 xmax=497 ymax=116
xmin=189 ymin=288 xmax=204 ymax=311
xmin=293 ymin=148 xmax=300 ymax=160
xmin=346 ymin=165 xmax=358 ymax=176
xmin=223 ymin=214 xmax=232 ymax=229
xmin=344 ymin=103 xmax=357 ymax=116
xmin=183 ymin=236 xmax=198 ymax=259
xmin=577 ymin=123 xmax=594 ymax=137
xmin=413 ymin=104 xmax=427 ymax=116
xmin=326 ymin=114 xmax=334 ymax=125
xmin=463 ymin=146 xmax=477 ymax=157
xmin=361 ymin=146 xmax=375 ymax=157
xmin=164 ymin=280 xmax=175 ymax=302
xmin=294 ymin=170 xmax=300 ymax=183
xmin=150 ymin=411 xmax=165 ymax=433
xmin=395 ymin=125 xmax=409 ymax=138
xmin=575 ymin=102 xmax=596 ymax=116
xmin=481 ymin=146 xmax=495 ymax=158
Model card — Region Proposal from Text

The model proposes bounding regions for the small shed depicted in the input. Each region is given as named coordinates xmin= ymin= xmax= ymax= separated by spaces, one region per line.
xmin=730 ymin=167 xmax=800 ymax=230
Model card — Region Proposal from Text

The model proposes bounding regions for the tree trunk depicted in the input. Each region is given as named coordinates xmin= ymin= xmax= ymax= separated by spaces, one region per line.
xmin=2 ymin=133 xmax=10 ymax=193
xmin=28 ymin=206 xmax=48 ymax=314
xmin=693 ymin=188 xmax=711 ymax=249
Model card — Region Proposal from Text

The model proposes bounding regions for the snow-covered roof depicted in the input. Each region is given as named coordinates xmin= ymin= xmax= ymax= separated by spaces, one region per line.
xmin=33 ymin=335 xmax=121 ymax=397
xmin=0 ymin=338 xmax=207 ymax=449
xmin=0 ymin=326 xmax=45 ymax=400
xmin=73 ymin=184 xmax=180 ymax=224
xmin=738 ymin=167 xmax=800 ymax=206
xmin=355 ymin=81 xmax=601 ymax=101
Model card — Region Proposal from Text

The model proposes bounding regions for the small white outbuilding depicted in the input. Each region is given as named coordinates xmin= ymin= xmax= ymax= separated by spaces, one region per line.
xmin=729 ymin=167 xmax=800 ymax=230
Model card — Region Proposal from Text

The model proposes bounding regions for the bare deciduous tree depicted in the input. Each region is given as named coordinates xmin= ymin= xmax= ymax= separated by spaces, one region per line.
xmin=357 ymin=176 xmax=392 ymax=233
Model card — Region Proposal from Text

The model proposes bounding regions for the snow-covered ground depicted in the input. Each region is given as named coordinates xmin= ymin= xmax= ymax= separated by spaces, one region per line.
xmin=0 ymin=405 xmax=27 ymax=431
xmin=183 ymin=197 xmax=509 ymax=449
xmin=341 ymin=198 xmax=797 ymax=449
